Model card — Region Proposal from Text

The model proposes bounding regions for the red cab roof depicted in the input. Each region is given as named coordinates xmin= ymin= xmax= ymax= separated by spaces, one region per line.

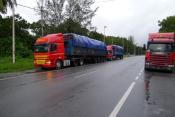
xmin=149 ymin=33 xmax=175 ymax=39
xmin=35 ymin=33 xmax=63 ymax=44
xmin=148 ymin=33 xmax=175 ymax=42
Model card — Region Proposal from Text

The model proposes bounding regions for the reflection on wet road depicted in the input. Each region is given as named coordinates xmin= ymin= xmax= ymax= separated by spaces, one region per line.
xmin=145 ymin=73 xmax=151 ymax=102
xmin=144 ymin=71 xmax=175 ymax=117
xmin=0 ymin=56 xmax=174 ymax=117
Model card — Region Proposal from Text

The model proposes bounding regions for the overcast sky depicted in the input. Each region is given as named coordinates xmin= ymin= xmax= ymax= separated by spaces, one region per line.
xmin=5 ymin=0 xmax=175 ymax=46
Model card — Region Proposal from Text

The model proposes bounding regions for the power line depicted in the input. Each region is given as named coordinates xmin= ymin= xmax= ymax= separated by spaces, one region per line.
xmin=17 ymin=0 xmax=115 ymax=10
xmin=16 ymin=3 xmax=49 ymax=14
xmin=16 ymin=3 xmax=45 ymax=36
xmin=17 ymin=1 xmax=115 ymax=11
xmin=17 ymin=3 xmax=39 ymax=11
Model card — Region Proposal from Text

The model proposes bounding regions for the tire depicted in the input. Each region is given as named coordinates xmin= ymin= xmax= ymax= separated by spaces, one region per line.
xmin=102 ymin=58 xmax=105 ymax=62
xmin=79 ymin=59 xmax=84 ymax=66
xmin=94 ymin=58 xmax=98 ymax=63
xmin=167 ymin=69 xmax=173 ymax=73
xmin=97 ymin=58 xmax=100 ymax=63
xmin=55 ymin=60 xmax=62 ymax=70
xmin=144 ymin=67 xmax=149 ymax=71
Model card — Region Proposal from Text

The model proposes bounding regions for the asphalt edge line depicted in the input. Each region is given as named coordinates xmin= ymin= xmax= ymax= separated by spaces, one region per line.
xmin=0 ymin=74 xmax=27 ymax=81
xmin=74 ymin=71 xmax=97 ymax=79
xmin=109 ymin=82 xmax=136 ymax=117
xmin=0 ymin=69 xmax=97 ymax=81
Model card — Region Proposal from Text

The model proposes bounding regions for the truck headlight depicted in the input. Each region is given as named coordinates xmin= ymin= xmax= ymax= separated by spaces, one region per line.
xmin=168 ymin=65 xmax=174 ymax=68
xmin=145 ymin=62 xmax=150 ymax=65
xmin=46 ymin=60 xmax=51 ymax=64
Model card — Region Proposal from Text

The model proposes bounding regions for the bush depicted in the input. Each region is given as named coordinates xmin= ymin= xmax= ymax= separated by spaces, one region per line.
xmin=0 ymin=57 xmax=34 ymax=73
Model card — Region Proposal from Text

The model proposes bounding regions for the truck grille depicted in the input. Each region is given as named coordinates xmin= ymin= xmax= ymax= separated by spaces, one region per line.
xmin=150 ymin=54 xmax=170 ymax=67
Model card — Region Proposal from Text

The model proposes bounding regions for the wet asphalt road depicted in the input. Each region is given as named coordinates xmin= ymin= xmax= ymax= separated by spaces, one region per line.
xmin=0 ymin=56 xmax=175 ymax=117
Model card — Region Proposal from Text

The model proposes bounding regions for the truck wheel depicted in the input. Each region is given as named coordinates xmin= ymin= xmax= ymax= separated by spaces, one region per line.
xmin=94 ymin=59 xmax=98 ymax=63
xmin=79 ymin=59 xmax=84 ymax=66
xmin=56 ymin=60 xmax=62 ymax=70
xmin=168 ymin=69 xmax=173 ymax=73
xmin=144 ymin=67 xmax=149 ymax=71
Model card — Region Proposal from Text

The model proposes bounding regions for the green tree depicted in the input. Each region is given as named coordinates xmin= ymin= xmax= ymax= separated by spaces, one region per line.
xmin=158 ymin=16 xmax=175 ymax=32
xmin=30 ymin=20 xmax=46 ymax=37
xmin=0 ymin=0 xmax=16 ymax=14
xmin=30 ymin=18 xmax=89 ymax=37
xmin=66 ymin=0 xmax=98 ymax=27
xmin=59 ymin=18 xmax=89 ymax=35
xmin=89 ymin=31 xmax=103 ymax=41
xmin=36 ymin=0 xmax=97 ymax=37
xmin=0 ymin=14 xmax=34 ymax=57
xmin=37 ymin=0 xmax=66 ymax=26
xmin=127 ymin=36 xmax=135 ymax=54
xmin=0 ymin=14 xmax=30 ymax=38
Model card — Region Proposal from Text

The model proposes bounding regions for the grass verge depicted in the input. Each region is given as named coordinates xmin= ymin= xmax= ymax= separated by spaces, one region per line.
xmin=0 ymin=56 xmax=34 ymax=73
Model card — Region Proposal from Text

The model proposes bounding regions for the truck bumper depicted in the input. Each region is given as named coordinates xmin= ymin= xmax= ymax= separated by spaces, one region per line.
xmin=34 ymin=60 xmax=55 ymax=69
xmin=145 ymin=62 xmax=174 ymax=71
xmin=35 ymin=64 xmax=55 ymax=68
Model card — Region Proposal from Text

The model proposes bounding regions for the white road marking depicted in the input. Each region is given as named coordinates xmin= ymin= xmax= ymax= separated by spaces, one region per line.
xmin=140 ymin=70 xmax=143 ymax=73
xmin=138 ymin=72 xmax=142 ymax=76
xmin=109 ymin=82 xmax=136 ymax=117
xmin=74 ymin=71 xmax=97 ymax=79
xmin=140 ymin=68 xmax=144 ymax=73
xmin=135 ymin=76 xmax=139 ymax=80
xmin=135 ymin=68 xmax=144 ymax=81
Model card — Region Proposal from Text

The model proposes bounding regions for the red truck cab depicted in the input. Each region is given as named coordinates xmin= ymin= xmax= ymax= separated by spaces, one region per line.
xmin=145 ymin=33 xmax=175 ymax=72
xmin=107 ymin=45 xmax=113 ymax=60
xmin=106 ymin=45 xmax=124 ymax=60
xmin=33 ymin=33 xmax=65 ymax=69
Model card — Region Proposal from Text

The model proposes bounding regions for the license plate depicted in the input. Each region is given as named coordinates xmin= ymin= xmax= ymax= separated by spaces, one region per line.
xmin=36 ymin=60 xmax=45 ymax=64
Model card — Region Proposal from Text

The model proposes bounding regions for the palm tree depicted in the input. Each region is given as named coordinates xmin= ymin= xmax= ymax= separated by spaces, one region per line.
xmin=0 ymin=0 xmax=16 ymax=14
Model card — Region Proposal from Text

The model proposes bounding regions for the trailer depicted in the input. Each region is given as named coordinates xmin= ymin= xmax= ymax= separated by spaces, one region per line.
xmin=106 ymin=45 xmax=124 ymax=60
xmin=33 ymin=33 xmax=107 ymax=69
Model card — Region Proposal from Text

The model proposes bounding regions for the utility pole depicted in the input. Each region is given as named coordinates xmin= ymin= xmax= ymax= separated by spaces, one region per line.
xmin=126 ymin=38 xmax=128 ymax=55
xmin=122 ymin=38 xmax=124 ymax=53
xmin=41 ymin=0 xmax=44 ymax=36
xmin=103 ymin=26 xmax=107 ymax=43
xmin=12 ymin=0 xmax=15 ymax=64
xmin=134 ymin=43 xmax=137 ymax=56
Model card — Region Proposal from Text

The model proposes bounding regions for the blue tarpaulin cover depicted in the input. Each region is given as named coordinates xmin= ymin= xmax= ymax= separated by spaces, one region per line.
xmin=112 ymin=45 xmax=124 ymax=56
xmin=63 ymin=33 xmax=106 ymax=50
xmin=63 ymin=33 xmax=107 ymax=56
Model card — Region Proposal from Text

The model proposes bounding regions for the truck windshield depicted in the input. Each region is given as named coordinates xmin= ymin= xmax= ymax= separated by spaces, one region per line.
xmin=107 ymin=50 xmax=112 ymax=54
xmin=148 ymin=43 xmax=172 ymax=52
xmin=34 ymin=43 xmax=49 ymax=53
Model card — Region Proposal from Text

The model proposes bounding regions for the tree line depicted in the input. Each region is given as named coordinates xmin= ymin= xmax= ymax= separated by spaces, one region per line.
xmin=0 ymin=0 xmax=147 ymax=57
xmin=0 ymin=14 xmax=143 ymax=57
